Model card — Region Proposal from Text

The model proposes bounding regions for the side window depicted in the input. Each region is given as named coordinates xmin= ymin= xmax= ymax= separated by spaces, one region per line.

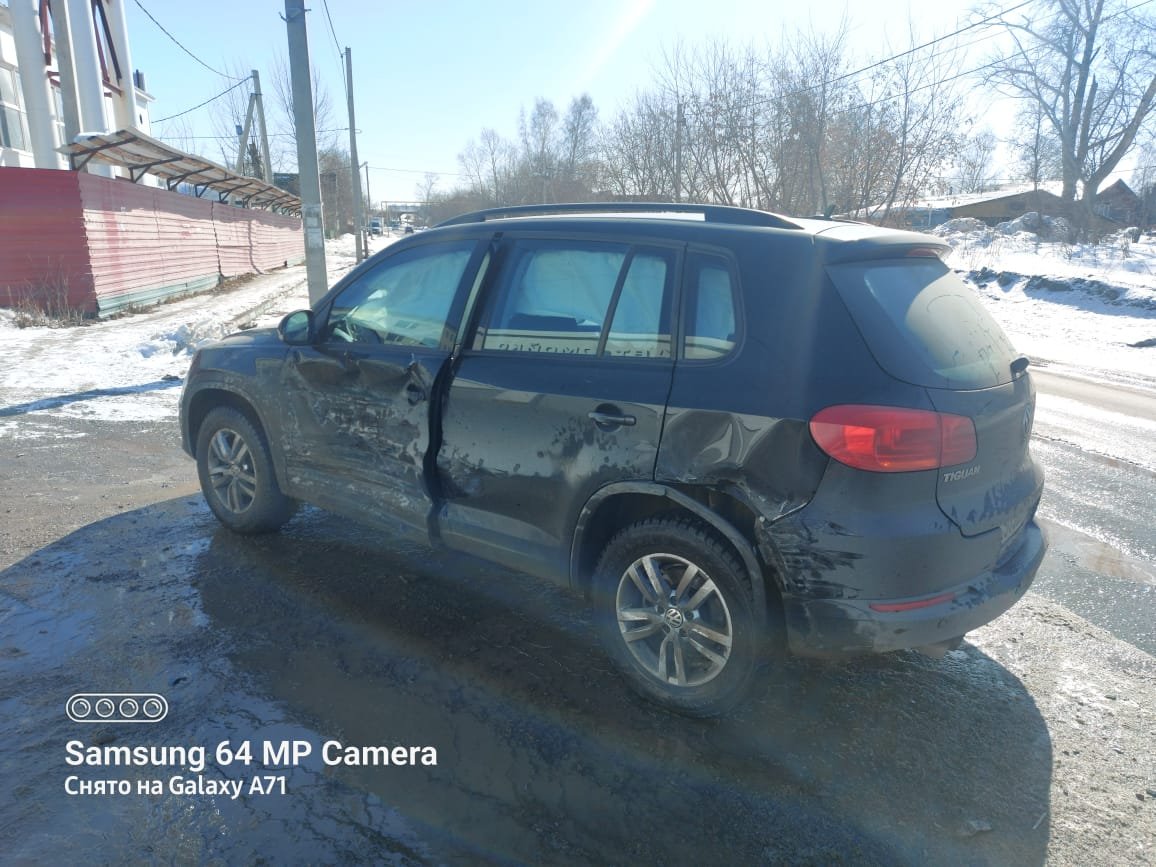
xmin=683 ymin=253 xmax=738 ymax=360
xmin=322 ymin=242 xmax=475 ymax=347
xmin=477 ymin=240 xmax=673 ymax=358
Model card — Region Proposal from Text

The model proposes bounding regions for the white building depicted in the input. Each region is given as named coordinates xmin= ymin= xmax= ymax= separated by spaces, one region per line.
xmin=0 ymin=0 xmax=152 ymax=171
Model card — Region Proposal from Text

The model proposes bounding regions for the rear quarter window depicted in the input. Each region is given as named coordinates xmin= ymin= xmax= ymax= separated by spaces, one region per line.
xmin=827 ymin=258 xmax=1018 ymax=389
xmin=683 ymin=252 xmax=738 ymax=360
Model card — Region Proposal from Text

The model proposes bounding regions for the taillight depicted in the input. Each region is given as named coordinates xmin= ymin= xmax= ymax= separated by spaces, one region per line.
xmin=809 ymin=405 xmax=977 ymax=472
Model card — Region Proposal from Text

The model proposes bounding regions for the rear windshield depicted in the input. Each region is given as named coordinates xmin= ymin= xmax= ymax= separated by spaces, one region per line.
xmin=827 ymin=258 xmax=1018 ymax=389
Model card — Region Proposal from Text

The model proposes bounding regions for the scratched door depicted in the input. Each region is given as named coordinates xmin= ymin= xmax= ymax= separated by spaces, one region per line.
xmin=280 ymin=239 xmax=482 ymax=537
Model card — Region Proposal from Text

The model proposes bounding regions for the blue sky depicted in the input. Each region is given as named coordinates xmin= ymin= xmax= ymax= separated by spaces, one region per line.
xmin=125 ymin=0 xmax=986 ymax=203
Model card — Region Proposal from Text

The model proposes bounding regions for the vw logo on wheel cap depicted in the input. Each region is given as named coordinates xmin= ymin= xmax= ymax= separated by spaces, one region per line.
xmin=664 ymin=608 xmax=685 ymax=628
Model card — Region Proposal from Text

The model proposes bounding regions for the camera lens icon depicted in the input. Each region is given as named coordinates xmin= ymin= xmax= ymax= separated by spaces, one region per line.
xmin=67 ymin=693 xmax=168 ymax=724
xmin=142 ymin=698 xmax=165 ymax=719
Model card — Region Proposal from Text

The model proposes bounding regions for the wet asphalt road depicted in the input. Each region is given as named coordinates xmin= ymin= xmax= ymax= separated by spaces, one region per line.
xmin=1 ymin=490 xmax=1054 ymax=865
xmin=1029 ymin=368 xmax=1156 ymax=656
xmin=0 ymin=365 xmax=1152 ymax=863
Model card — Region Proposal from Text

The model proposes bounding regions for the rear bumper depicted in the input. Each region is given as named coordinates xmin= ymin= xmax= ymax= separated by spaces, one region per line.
xmin=781 ymin=519 xmax=1047 ymax=657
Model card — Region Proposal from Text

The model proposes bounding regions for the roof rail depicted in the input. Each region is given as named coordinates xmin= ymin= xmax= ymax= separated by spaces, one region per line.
xmin=435 ymin=202 xmax=801 ymax=229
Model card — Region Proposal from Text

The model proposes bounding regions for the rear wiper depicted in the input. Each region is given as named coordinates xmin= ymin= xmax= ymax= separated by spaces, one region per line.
xmin=1011 ymin=355 xmax=1031 ymax=378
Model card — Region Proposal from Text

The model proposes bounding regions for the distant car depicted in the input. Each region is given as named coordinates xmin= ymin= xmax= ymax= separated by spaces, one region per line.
xmin=369 ymin=219 xmax=382 ymax=236
xmin=403 ymin=224 xmax=414 ymax=234
xmin=179 ymin=202 xmax=1046 ymax=716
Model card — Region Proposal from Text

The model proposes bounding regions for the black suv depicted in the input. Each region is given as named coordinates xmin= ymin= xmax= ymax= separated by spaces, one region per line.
xmin=180 ymin=203 xmax=1046 ymax=715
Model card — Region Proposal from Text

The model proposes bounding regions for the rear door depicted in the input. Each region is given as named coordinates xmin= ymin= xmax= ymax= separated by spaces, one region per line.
xmin=827 ymin=256 xmax=1044 ymax=553
xmin=279 ymin=239 xmax=483 ymax=537
xmin=436 ymin=235 xmax=680 ymax=582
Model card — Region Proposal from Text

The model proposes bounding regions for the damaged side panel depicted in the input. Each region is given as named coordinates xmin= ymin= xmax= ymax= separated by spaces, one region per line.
xmin=655 ymin=408 xmax=825 ymax=532
xmin=277 ymin=346 xmax=447 ymax=539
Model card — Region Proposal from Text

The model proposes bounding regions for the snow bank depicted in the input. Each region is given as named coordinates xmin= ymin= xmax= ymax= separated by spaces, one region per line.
xmin=932 ymin=220 xmax=1156 ymax=390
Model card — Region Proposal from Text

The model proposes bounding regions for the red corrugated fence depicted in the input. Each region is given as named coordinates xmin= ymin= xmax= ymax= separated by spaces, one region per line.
xmin=0 ymin=168 xmax=94 ymax=310
xmin=0 ymin=167 xmax=304 ymax=316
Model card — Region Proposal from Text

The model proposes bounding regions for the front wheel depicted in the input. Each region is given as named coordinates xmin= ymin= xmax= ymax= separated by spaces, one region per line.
xmin=593 ymin=517 xmax=765 ymax=717
xmin=195 ymin=406 xmax=296 ymax=534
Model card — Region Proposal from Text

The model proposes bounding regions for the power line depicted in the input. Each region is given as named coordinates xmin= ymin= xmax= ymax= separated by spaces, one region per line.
xmin=320 ymin=0 xmax=349 ymax=99
xmin=154 ymin=128 xmax=351 ymax=141
xmin=683 ymin=0 xmax=1154 ymax=124
xmin=152 ymin=78 xmax=250 ymax=124
xmin=367 ymin=165 xmax=464 ymax=178
xmin=320 ymin=0 xmax=344 ymax=59
xmin=792 ymin=0 xmax=1036 ymax=99
xmin=131 ymin=0 xmax=245 ymax=81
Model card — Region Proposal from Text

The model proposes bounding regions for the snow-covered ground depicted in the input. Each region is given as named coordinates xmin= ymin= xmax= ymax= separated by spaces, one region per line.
xmin=1 ymin=222 xmax=1153 ymax=441
xmin=937 ymin=218 xmax=1156 ymax=391
xmin=0 ymin=234 xmax=368 ymax=439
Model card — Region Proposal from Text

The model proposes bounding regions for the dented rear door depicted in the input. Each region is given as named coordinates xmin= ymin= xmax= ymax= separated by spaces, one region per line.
xmin=436 ymin=236 xmax=680 ymax=581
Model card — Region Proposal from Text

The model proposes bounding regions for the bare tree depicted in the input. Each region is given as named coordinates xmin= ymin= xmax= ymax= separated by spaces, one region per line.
xmin=154 ymin=115 xmax=198 ymax=157
xmin=269 ymin=53 xmax=338 ymax=173
xmin=558 ymin=94 xmax=599 ymax=198
xmin=519 ymin=98 xmax=561 ymax=202
xmin=989 ymin=0 xmax=1156 ymax=227
xmin=458 ymin=127 xmax=517 ymax=205
xmin=956 ymin=129 xmax=999 ymax=193
xmin=823 ymin=71 xmax=902 ymax=216
xmin=415 ymin=172 xmax=440 ymax=222
xmin=866 ymin=26 xmax=964 ymax=223
xmin=658 ymin=41 xmax=755 ymax=206
xmin=1012 ymin=101 xmax=1063 ymax=189
xmin=318 ymin=146 xmax=353 ymax=236
xmin=1132 ymin=143 xmax=1156 ymax=226
xmin=765 ymin=21 xmax=854 ymax=214
xmin=205 ymin=55 xmax=335 ymax=176
xmin=599 ymin=91 xmax=679 ymax=200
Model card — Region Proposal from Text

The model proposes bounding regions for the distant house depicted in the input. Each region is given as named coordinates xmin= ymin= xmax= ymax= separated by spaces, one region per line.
xmin=1093 ymin=179 xmax=1142 ymax=225
xmin=861 ymin=181 xmax=1141 ymax=233
xmin=946 ymin=187 xmax=1068 ymax=225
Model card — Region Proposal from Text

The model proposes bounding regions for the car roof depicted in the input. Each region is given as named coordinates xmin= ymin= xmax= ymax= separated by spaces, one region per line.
xmin=431 ymin=203 xmax=946 ymax=261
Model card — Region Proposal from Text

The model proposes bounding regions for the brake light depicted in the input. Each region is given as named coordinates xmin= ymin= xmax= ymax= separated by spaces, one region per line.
xmin=809 ymin=405 xmax=977 ymax=472
xmin=905 ymin=246 xmax=944 ymax=258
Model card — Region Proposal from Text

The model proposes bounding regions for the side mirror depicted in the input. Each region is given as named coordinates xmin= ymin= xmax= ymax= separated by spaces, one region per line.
xmin=278 ymin=310 xmax=314 ymax=346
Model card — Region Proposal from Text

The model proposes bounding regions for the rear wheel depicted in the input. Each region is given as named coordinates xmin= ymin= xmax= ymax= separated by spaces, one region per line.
xmin=593 ymin=517 xmax=765 ymax=717
xmin=195 ymin=406 xmax=296 ymax=534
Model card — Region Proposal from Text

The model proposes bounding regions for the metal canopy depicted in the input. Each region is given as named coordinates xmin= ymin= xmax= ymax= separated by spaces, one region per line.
xmin=60 ymin=129 xmax=301 ymax=215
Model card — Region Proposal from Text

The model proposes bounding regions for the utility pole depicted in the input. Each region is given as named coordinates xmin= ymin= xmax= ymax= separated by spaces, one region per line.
xmin=674 ymin=102 xmax=684 ymax=204
xmin=345 ymin=47 xmax=365 ymax=263
xmin=362 ymin=163 xmax=372 ymax=215
xmin=235 ymin=70 xmax=273 ymax=182
xmin=252 ymin=70 xmax=273 ymax=184
xmin=235 ymin=92 xmax=256 ymax=175
xmin=284 ymin=0 xmax=328 ymax=304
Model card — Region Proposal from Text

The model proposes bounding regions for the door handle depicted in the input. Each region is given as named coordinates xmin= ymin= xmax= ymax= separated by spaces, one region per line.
xmin=588 ymin=408 xmax=636 ymax=429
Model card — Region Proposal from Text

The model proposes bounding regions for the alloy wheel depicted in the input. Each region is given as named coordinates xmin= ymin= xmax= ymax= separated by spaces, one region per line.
xmin=206 ymin=428 xmax=257 ymax=515
xmin=615 ymin=553 xmax=734 ymax=687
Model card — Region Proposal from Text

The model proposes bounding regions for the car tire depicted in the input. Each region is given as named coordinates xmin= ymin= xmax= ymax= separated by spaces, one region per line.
xmin=195 ymin=407 xmax=296 ymax=534
xmin=593 ymin=517 xmax=765 ymax=717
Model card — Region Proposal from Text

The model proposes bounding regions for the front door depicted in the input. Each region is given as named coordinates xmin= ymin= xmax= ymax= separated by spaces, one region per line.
xmin=280 ymin=239 xmax=481 ymax=537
